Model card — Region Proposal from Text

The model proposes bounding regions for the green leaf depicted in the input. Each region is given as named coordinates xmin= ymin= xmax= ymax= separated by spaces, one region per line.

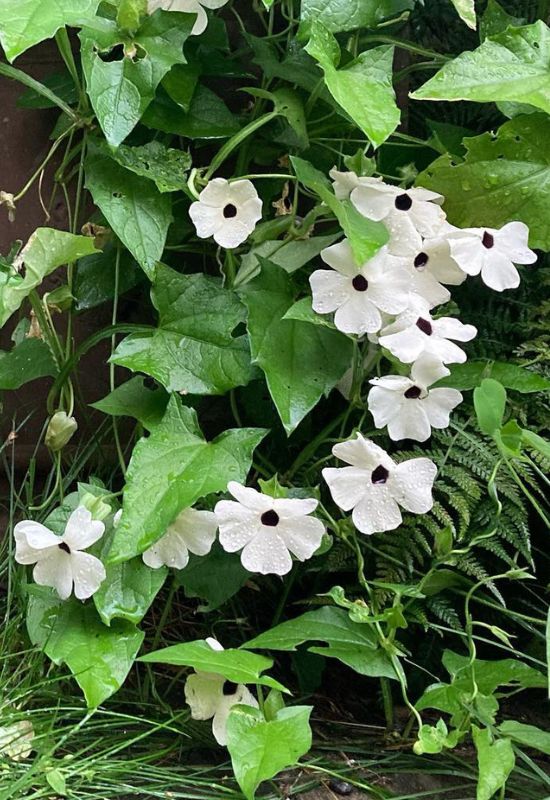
xmin=73 ymin=243 xmax=144 ymax=311
xmin=111 ymin=264 xmax=254 ymax=394
xmin=80 ymin=13 xmax=193 ymax=147
xmin=117 ymin=0 xmax=147 ymax=32
xmin=162 ymin=63 xmax=200 ymax=112
xmin=480 ymin=0 xmax=524 ymax=40
xmin=143 ymin=84 xmax=240 ymax=139
xmin=91 ymin=376 xmax=169 ymax=430
xmin=139 ymin=640 xmax=286 ymax=691
xmin=245 ymin=606 xmax=396 ymax=679
xmin=283 ymin=297 xmax=337 ymax=329
xmin=472 ymin=726 xmax=515 ymax=800
xmin=85 ymin=143 xmax=172 ymax=278
xmin=93 ymin=558 xmax=167 ymax=626
xmin=443 ymin=650 xmax=546 ymax=692
xmin=450 ymin=0 xmax=476 ymax=29
xmin=45 ymin=769 xmax=67 ymax=796
xmin=498 ymin=721 xmax=550 ymax=755
xmin=412 ymin=22 xmax=550 ymax=114
xmin=414 ymin=719 xmax=459 ymax=755
xmin=417 ymin=114 xmax=550 ymax=250
xmin=299 ymin=0 xmax=413 ymax=33
xmin=291 ymin=157 xmax=388 ymax=263
xmin=108 ymin=141 xmax=192 ymax=193
xmin=177 ymin=543 xmax=249 ymax=611
xmin=226 ymin=705 xmax=312 ymax=800
xmin=239 ymin=260 xmax=353 ymax=433
xmin=474 ymin=378 xmax=507 ymax=436
xmin=0 ymin=228 xmax=98 ymax=327
xmin=0 ymin=337 xmax=57 ymax=389
xmin=437 ymin=360 xmax=550 ymax=393
xmin=305 ymin=24 xmax=399 ymax=148
xmin=235 ymin=234 xmax=340 ymax=288
xmin=27 ymin=593 xmax=143 ymax=707
xmin=0 ymin=0 xmax=100 ymax=62
xmin=547 ymin=604 xmax=550 ymax=699
xmin=522 ymin=428 xmax=550 ymax=461
xmin=108 ymin=395 xmax=266 ymax=563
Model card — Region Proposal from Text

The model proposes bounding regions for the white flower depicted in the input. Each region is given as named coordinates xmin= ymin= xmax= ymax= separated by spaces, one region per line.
xmin=378 ymin=304 xmax=477 ymax=364
xmin=401 ymin=235 xmax=467 ymax=309
xmin=14 ymin=506 xmax=106 ymax=600
xmin=147 ymin=0 xmax=228 ymax=36
xmin=184 ymin=638 xmax=258 ymax=745
xmin=329 ymin=167 xmax=365 ymax=200
xmin=322 ymin=434 xmax=437 ymax=535
xmin=215 ymin=482 xmax=325 ymax=576
xmin=350 ymin=178 xmax=446 ymax=244
xmin=0 ymin=720 xmax=34 ymax=761
xmin=309 ymin=241 xmax=411 ymax=336
xmin=189 ymin=178 xmax=262 ymax=249
xmin=368 ymin=355 xmax=463 ymax=441
xmin=142 ymin=507 xmax=217 ymax=570
xmin=444 ymin=221 xmax=536 ymax=291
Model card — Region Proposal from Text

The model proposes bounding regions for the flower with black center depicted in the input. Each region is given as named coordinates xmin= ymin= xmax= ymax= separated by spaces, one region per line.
xmin=14 ymin=506 xmax=106 ymax=600
xmin=309 ymin=240 xmax=411 ymax=335
xmin=142 ymin=507 xmax=218 ymax=570
xmin=378 ymin=301 xmax=477 ymax=364
xmin=401 ymin=233 xmax=467 ymax=308
xmin=148 ymin=0 xmax=229 ymax=36
xmin=322 ymin=434 xmax=437 ymax=535
xmin=368 ymin=354 xmax=463 ymax=441
xmin=189 ymin=178 xmax=262 ymax=248
xmin=214 ymin=482 xmax=325 ymax=575
xmin=444 ymin=221 xmax=536 ymax=291
xmin=184 ymin=638 xmax=258 ymax=745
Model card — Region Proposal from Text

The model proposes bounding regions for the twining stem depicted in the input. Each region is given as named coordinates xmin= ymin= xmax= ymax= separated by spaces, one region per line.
xmin=204 ymin=110 xmax=279 ymax=181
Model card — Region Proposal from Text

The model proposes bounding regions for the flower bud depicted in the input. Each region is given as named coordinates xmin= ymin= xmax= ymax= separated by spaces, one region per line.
xmin=45 ymin=412 xmax=78 ymax=451
xmin=80 ymin=492 xmax=112 ymax=522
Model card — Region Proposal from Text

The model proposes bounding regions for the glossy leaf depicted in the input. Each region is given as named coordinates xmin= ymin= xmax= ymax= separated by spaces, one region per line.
xmin=498 ymin=721 xmax=550 ymax=755
xmin=474 ymin=378 xmax=506 ymax=436
xmin=306 ymin=24 xmax=399 ymax=148
xmin=472 ymin=726 xmax=515 ymax=800
xmin=227 ymin=705 xmax=312 ymax=800
xmin=107 ymin=396 xmax=266 ymax=562
xmin=91 ymin=376 xmax=169 ymax=430
xmin=73 ymin=244 xmax=144 ymax=311
xmin=111 ymin=264 xmax=254 ymax=394
xmin=139 ymin=639 xmax=286 ymax=691
xmin=143 ymin=84 xmax=240 ymax=139
xmin=93 ymin=557 xmax=167 ymax=626
xmin=450 ymin=0 xmax=476 ymax=29
xmin=85 ymin=144 xmax=172 ymax=278
xmin=108 ymin=141 xmax=192 ymax=193
xmin=437 ymin=360 xmax=550 ymax=393
xmin=0 ymin=337 xmax=57 ymax=389
xmin=177 ymin=543 xmax=249 ymax=611
xmin=521 ymin=428 xmax=550 ymax=461
xmin=0 ymin=0 xmax=100 ymax=62
xmin=0 ymin=228 xmax=98 ymax=327
xmin=80 ymin=13 xmax=193 ymax=147
xmin=291 ymin=157 xmax=388 ymax=263
xmin=239 ymin=260 xmax=353 ymax=433
xmin=443 ymin=650 xmax=546 ymax=691
xmin=299 ymin=0 xmax=412 ymax=33
xmin=27 ymin=592 xmax=143 ymax=707
xmin=235 ymin=234 xmax=339 ymax=288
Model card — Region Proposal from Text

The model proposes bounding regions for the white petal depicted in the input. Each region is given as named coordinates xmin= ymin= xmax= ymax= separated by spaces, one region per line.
xmin=33 ymin=551 xmax=73 ymax=600
xmin=366 ymin=270 xmax=411 ymax=314
xmin=433 ymin=317 xmax=477 ymax=343
xmin=390 ymin=458 xmax=437 ymax=513
xmin=277 ymin=516 xmax=325 ymax=560
xmin=198 ymin=177 xmax=231 ymax=206
xmin=329 ymin=168 xmax=362 ymax=199
xmin=323 ymin=467 xmax=370 ymax=511
xmin=15 ymin=520 xmax=60 ymax=551
xmin=385 ymin=213 xmax=424 ymax=256
xmin=216 ymin=502 xmax=262 ymax=552
xmin=63 ymin=506 xmax=105 ymax=550
xmin=185 ymin=672 xmax=224 ymax=720
xmin=426 ymin=337 xmax=468 ymax=364
xmin=273 ymin=497 xmax=318 ymax=519
xmin=409 ymin=269 xmax=450 ymax=309
xmin=423 ymin=388 xmax=462 ymax=428
xmin=71 ymin=551 xmax=106 ymax=600
xmin=495 ymin=221 xmax=536 ymax=264
xmin=447 ymin=233 xmax=484 ymax=276
xmin=480 ymin=252 xmax=520 ymax=291
xmin=332 ymin=434 xmax=393 ymax=470
xmin=409 ymin=187 xmax=444 ymax=204
xmin=143 ymin=541 xmax=180 ymax=569
xmin=350 ymin=184 xmax=395 ymax=221
xmin=214 ymin=220 xmax=252 ymax=249
xmin=367 ymin=386 xmax=406 ymax=429
xmin=408 ymin=201 xmax=446 ymax=238
xmin=334 ymin=294 xmax=382 ymax=335
xmin=228 ymin=179 xmax=260 ymax=206
xmin=189 ymin=202 xmax=224 ymax=239
xmin=211 ymin=685 xmax=258 ymax=746
xmin=379 ymin=326 xmax=426 ymax=363
xmin=227 ymin=482 xmax=272 ymax=512
xmin=240 ymin=531 xmax=292 ymax=575
xmin=352 ymin=486 xmax=402 ymax=535
xmin=310 ymin=270 xmax=352 ymax=314
xmin=0 ymin=721 xmax=34 ymax=761
xmin=422 ymin=238 xmax=467 ymax=285
xmin=387 ymin=403 xmax=432 ymax=442
xmin=411 ymin=353 xmax=449 ymax=387
xmin=167 ymin=507 xmax=218 ymax=558
xmin=320 ymin=239 xmax=358 ymax=277
xmin=206 ymin=637 xmax=224 ymax=651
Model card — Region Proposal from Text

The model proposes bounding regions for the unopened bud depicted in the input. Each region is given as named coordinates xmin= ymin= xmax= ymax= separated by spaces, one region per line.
xmin=80 ymin=492 xmax=112 ymax=521
xmin=45 ymin=412 xmax=78 ymax=451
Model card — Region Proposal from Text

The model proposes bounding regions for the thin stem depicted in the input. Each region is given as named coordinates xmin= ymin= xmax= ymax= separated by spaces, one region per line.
xmin=204 ymin=110 xmax=279 ymax=180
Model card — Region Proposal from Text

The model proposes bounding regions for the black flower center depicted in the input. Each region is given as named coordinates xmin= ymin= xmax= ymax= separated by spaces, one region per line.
xmin=223 ymin=203 xmax=238 ymax=219
xmin=482 ymin=231 xmax=494 ymax=249
xmin=261 ymin=509 xmax=280 ymax=527
xmin=416 ymin=317 xmax=433 ymax=336
xmin=394 ymin=193 xmax=412 ymax=211
xmin=58 ymin=541 xmax=71 ymax=554
xmin=371 ymin=465 xmax=389 ymax=484
xmin=414 ymin=252 xmax=429 ymax=269
xmin=352 ymin=274 xmax=369 ymax=292
xmin=404 ymin=385 xmax=422 ymax=399
xmin=222 ymin=681 xmax=238 ymax=696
